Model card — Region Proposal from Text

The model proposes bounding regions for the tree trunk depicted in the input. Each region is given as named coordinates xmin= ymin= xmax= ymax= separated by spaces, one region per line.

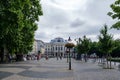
xmin=76 ymin=53 xmax=81 ymax=60
xmin=106 ymin=54 xmax=109 ymax=68
xmin=16 ymin=53 xmax=23 ymax=61
xmin=0 ymin=47 xmax=4 ymax=63
xmin=84 ymin=54 xmax=87 ymax=62
xmin=109 ymin=54 xmax=112 ymax=69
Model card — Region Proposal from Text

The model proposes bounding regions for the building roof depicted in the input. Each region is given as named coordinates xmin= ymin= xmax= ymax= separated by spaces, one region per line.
xmin=35 ymin=39 xmax=45 ymax=45
xmin=50 ymin=37 xmax=67 ymax=43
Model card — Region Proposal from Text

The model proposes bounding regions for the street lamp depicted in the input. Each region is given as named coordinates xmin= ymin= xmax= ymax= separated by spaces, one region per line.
xmin=66 ymin=48 xmax=69 ymax=63
xmin=65 ymin=37 xmax=75 ymax=70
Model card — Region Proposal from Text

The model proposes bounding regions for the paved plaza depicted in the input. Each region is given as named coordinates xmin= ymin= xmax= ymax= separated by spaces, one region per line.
xmin=0 ymin=58 xmax=73 ymax=80
xmin=73 ymin=60 xmax=120 ymax=80
xmin=0 ymin=58 xmax=120 ymax=80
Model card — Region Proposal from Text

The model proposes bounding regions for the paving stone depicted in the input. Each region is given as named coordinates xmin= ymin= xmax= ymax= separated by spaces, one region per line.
xmin=0 ymin=68 xmax=25 ymax=74
xmin=1 ymin=58 xmax=120 ymax=80
xmin=0 ymin=71 xmax=14 ymax=79
xmin=72 ymin=59 xmax=120 ymax=80
xmin=18 ymin=69 xmax=73 ymax=79
xmin=0 ymin=58 xmax=73 ymax=80
xmin=0 ymin=66 xmax=31 ymax=69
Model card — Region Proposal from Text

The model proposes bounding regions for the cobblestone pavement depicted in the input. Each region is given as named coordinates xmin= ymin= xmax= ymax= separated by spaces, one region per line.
xmin=72 ymin=59 xmax=120 ymax=80
xmin=0 ymin=58 xmax=73 ymax=80
xmin=0 ymin=58 xmax=120 ymax=80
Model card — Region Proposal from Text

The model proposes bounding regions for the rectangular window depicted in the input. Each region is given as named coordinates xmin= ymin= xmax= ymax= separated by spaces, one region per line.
xmin=61 ymin=47 xmax=62 ymax=50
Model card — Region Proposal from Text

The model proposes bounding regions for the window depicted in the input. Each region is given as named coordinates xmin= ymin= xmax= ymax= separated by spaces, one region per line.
xmin=56 ymin=47 xmax=57 ymax=50
xmin=61 ymin=47 xmax=62 ymax=50
xmin=53 ymin=47 xmax=54 ymax=50
xmin=58 ymin=47 xmax=60 ymax=50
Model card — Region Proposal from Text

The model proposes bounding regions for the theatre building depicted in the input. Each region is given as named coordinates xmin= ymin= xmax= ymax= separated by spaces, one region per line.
xmin=45 ymin=37 xmax=68 ymax=57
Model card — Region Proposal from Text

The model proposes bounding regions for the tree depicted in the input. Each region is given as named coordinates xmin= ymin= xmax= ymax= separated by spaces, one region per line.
xmin=98 ymin=24 xmax=115 ymax=68
xmin=81 ymin=36 xmax=91 ymax=54
xmin=0 ymin=0 xmax=20 ymax=61
xmin=108 ymin=0 xmax=120 ymax=29
xmin=75 ymin=38 xmax=82 ymax=60
xmin=89 ymin=41 xmax=100 ymax=57
xmin=76 ymin=36 xmax=91 ymax=62
xmin=0 ymin=0 xmax=43 ymax=61
xmin=111 ymin=39 xmax=120 ymax=57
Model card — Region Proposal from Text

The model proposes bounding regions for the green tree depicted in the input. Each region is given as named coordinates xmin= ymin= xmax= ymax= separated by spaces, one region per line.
xmin=111 ymin=39 xmax=120 ymax=57
xmin=75 ymin=38 xmax=82 ymax=60
xmin=0 ymin=0 xmax=43 ymax=61
xmin=0 ymin=0 xmax=21 ymax=61
xmin=76 ymin=36 xmax=91 ymax=62
xmin=89 ymin=41 xmax=100 ymax=56
xmin=81 ymin=36 xmax=91 ymax=54
xmin=108 ymin=0 xmax=120 ymax=29
xmin=98 ymin=24 xmax=115 ymax=68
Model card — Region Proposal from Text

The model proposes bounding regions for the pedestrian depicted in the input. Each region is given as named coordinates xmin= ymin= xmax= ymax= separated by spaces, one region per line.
xmin=8 ymin=54 xmax=12 ymax=62
xmin=59 ymin=55 xmax=62 ymax=60
xmin=37 ymin=54 xmax=40 ymax=60
xmin=45 ymin=55 xmax=48 ymax=60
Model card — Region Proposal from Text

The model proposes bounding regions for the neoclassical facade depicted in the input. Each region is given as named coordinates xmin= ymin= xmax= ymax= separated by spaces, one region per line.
xmin=45 ymin=37 xmax=68 ymax=57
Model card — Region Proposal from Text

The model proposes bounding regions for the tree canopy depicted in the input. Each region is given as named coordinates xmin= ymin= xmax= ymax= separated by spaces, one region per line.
xmin=0 ymin=0 xmax=43 ymax=55
xmin=108 ymin=0 xmax=120 ymax=30
xmin=76 ymin=36 xmax=91 ymax=54
xmin=98 ymin=24 xmax=115 ymax=56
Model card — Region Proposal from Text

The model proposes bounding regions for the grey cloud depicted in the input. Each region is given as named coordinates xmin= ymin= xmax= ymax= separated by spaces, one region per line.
xmin=70 ymin=18 xmax=86 ymax=27
xmin=50 ymin=0 xmax=58 ymax=4
xmin=84 ymin=0 xmax=114 ymax=22
xmin=109 ymin=29 xmax=120 ymax=35
xmin=36 ymin=0 xmax=118 ymax=42
xmin=35 ymin=32 xmax=45 ymax=39
xmin=72 ymin=0 xmax=115 ymax=25
xmin=35 ymin=32 xmax=49 ymax=41
xmin=57 ymin=26 xmax=99 ymax=37
xmin=41 ymin=2 xmax=71 ymax=26
xmin=55 ymin=26 xmax=61 ymax=29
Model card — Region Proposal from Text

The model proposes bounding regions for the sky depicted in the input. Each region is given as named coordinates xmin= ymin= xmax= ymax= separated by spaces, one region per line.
xmin=35 ymin=0 xmax=119 ymax=43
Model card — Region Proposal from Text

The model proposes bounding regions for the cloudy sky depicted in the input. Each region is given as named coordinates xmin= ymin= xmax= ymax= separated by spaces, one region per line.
xmin=35 ymin=0 xmax=119 ymax=42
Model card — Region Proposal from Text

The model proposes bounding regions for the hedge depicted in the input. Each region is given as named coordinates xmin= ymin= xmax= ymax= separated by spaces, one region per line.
xmin=107 ymin=58 xmax=120 ymax=62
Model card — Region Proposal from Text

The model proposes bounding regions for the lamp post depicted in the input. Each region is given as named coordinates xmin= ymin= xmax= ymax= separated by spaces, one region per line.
xmin=65 ymin=37 xmax=75 ymax=70
xmin=66 ymin=48 xmax=69 ymax=63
